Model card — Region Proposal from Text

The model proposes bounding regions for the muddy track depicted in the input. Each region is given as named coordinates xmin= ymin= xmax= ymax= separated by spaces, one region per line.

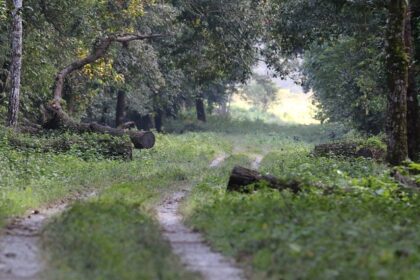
xmin=156 ymin=153 xmax=262 ymax=280
xmin=251 ymin=154 xmax=264 ymax=170
xmin=209 ymin=153 xmax=228 ymax=168
xmin=0 ymin=153 xmax=264 ymax=280
xmin=0 ymin=191 xmax=96 ymax=280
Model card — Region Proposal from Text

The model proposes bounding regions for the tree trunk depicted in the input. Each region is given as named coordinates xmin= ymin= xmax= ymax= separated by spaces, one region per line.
xmin=100 ymin=105 xmax=110 ymax=126
xmin=0 ymin=61 xmax=10 ymax=95
xmin=406 ymin=4 xmax=420 ymax=161
xmin=128 ymin=110 xmax=142 ymax=129
xmin=7 ymin=0 xmax=23 ymax=127
xmin=196 ymin=98 xmax=206 ymax=122
xmin=227 ymin=166 xmax=302 ymax=193
xmin=140 ymin=114 xmax=153 ymax=131
xmin=115 ymin=90 xmax=126 ymax=127
xmin=63 ymin=79 xmax=76 ymax=116
xmin=8 ymin=130 xmax=133 ymax=160
xmin=386 ymin=0 xmax=409 ymax=165
xmin=154 ymin=109 xmax=163 ymax=132
xmin=313 ymin=142 xmax=386 ymax=161
xmin=42 ymin=105 xmax=155 ymax=149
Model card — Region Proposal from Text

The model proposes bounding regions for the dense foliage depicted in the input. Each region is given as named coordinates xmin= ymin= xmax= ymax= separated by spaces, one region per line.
xmin=1 ymin=0 xmax=420 ymax=279
xmin=0 ymin=0 xmax=266 ymax=127
xmin=303 ymin=37 xmax=387 ymax=133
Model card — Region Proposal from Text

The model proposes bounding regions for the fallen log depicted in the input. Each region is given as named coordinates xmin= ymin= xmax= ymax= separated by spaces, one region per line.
xmin=227 ymin=166 xmax=302 ymax=193
xmin=42 ymin=105 xmax=155 ymax=149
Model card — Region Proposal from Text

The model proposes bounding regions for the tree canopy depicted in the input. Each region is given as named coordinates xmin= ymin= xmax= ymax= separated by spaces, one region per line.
xmin=0 ymin=0 xmax=418 ymax=163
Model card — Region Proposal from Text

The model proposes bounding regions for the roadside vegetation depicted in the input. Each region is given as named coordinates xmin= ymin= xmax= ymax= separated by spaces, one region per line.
xmin=181 ymin=116 xmax=420 ymax=280
xmin=39 ymin=129 xmax=227 ymax=279
xmin=0 ymin=1 xmax=419 ymax=278
xmin=1 ymin=107 xmax=419 ymax=279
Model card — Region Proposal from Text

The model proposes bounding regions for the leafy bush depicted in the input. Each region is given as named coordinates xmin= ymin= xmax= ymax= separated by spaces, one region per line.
xmin=313 ymin=136 xmax=387 ymax=161
xmin=0 ymin=127 xmax=133 ymax=160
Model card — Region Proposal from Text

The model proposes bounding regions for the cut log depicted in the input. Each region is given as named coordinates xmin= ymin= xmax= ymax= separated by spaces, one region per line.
xmin=227 ymin=166 xmax=302 ymax=193
xmin=42 ymin=105 xmax=155 ymax=149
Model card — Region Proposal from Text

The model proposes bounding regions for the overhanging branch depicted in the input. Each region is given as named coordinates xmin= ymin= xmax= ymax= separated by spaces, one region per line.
xmin=52 ymin=33 xmax=167 ymax=108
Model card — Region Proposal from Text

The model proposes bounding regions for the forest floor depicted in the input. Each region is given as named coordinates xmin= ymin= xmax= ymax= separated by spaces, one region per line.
xmin=1 ymin=116 xmax=420 ymax=279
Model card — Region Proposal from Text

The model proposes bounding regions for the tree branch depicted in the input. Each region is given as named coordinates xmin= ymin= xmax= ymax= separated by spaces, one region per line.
xmin=52 ymin=33 xmax=167 ymax=108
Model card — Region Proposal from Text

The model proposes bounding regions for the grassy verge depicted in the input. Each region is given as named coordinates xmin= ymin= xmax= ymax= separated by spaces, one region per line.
xmin=39 ymin=131 xmax=231 ymax=279
xmin=41 ymin=182 xmax=199 ymax=280
xmin=183 ymin=121 xmax=420 ymax=279
xmin=0 ymin=131 xmax=229 ymax=226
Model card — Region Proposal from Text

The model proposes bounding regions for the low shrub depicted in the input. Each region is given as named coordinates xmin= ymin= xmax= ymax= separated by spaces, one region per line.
xmin=0 ymin=127 xmax=133 ymax=160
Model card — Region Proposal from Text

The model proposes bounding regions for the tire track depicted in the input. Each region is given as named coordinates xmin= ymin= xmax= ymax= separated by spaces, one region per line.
xmin=0 ymin=191 xmax=96 ymax=280
xmin=156 ymin=154 xmax=244 ymax=280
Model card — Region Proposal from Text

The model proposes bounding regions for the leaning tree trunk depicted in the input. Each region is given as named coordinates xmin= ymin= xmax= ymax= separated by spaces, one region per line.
xmin=386 ymin=0 xmax=409 ymax=165
xmin=406 ymin=4 xmax=420 ymax=161
xmin=7 ymin=0 xmax=23 ymax=128
xmin=115 ymin=90 xmax=126 ymax=127
xmin=51 ymin=34 xmax=163 ymax=108
xmin=44 ymin=33 xmax=163 ymax=148
xmin=196 ymin=98 xmax=206 ymax=122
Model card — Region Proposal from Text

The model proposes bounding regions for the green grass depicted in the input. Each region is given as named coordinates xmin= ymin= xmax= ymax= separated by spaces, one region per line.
xmin=181 ymin=118 xmax=420 ymax=280
xmin=187 ymin=188 xmax=420 ymax=279
xmin=2 ymin=116 xmax=418 ymax=279
xmin=42 ymin=182 xmax=199 ymax=280
xmin=0 ymin=130 xmax=229 ymax=225
xmin=166 ymin=114 xmax=346 ymax=140
xmin=37 ymin=131 xmax=231 ymax=279
xmin=229 ymin=106 xmax=286 ymax=124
